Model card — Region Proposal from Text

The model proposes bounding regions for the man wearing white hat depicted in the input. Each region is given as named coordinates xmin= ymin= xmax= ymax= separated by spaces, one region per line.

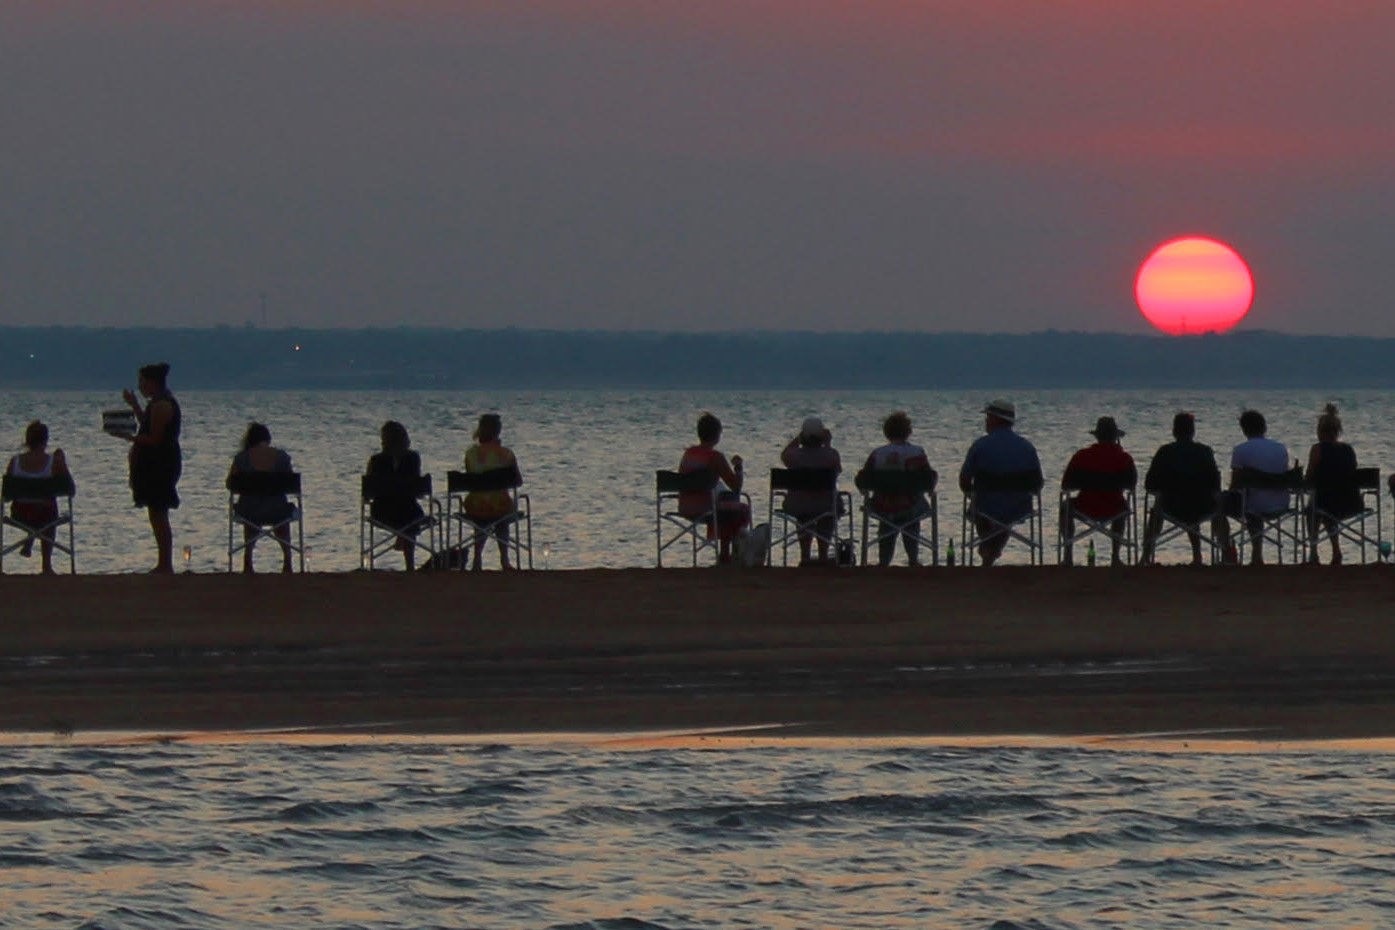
xmin=958 ymin=399 xmax=1043 ymax=565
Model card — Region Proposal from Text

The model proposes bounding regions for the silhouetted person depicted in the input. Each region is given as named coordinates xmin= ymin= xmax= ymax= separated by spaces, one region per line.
xmin=122 ymin=362 xmax=181 ymax=573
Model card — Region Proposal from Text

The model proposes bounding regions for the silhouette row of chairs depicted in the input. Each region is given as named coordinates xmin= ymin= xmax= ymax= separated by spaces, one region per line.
xmin=2 ymin=462 xmax=1382 ymax=573
xmin=0 ymin=468 xmax=533 ymax=573
xmin=654 ymin=465 xmax=1386 ymax=567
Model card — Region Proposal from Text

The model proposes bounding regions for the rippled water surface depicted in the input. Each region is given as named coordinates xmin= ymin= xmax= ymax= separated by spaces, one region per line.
xmin=3 ymin=740 xmax=1394 ymax=929
xmin=3 ymin=388 xmax=1391 ymax=572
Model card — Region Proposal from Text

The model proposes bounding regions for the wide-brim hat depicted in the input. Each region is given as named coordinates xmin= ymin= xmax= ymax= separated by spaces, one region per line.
xmin=1090 ymin=416 xmax=1124 ymax=439
xmin=800 ymin=416 xmax=826 ymax=439
xmin=983 ymin=399 xmax=1015 ymax=424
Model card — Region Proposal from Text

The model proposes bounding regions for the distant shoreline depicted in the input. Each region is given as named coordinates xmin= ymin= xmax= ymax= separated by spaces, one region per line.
xmin=6 ymin=567 xmax=1395 ymax=740
xmin=4 ymin=326 xmax=1395 ymax=389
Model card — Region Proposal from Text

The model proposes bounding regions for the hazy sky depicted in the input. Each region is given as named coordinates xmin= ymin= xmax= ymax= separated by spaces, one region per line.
xmin=3 ymin=2 xmax=1392 ymax=333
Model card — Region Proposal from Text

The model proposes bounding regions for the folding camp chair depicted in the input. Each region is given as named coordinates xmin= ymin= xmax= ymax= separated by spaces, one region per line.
xmin=227 ymin=471 xmax=305 ymax=572
xmin=767 ymin=468 xmax=854 ymax=566
xmin=0 ymin=473 xmax=76 ymax=574
xmin=855 ymin=468 xmax=938 ymax=566
xmin=961 ymin=469 xmax=1044 ymax=566
xmin=1140 ymin=470 xmax=1223 ymax=565
xmin=1228 ymin=466 xmax=1307 ymax=564
xmin=360 ymin=473 xmax=442 ymax=570
xmin=1057 ymin=470 xmax=1137 ymax=566
xmin=655 ymin=470 xmax=752 ymax=567
xmin=446 ymin=468 xmax=532 ymax=570
xmin=1308 ymin=466 xmax=1382 ymax=563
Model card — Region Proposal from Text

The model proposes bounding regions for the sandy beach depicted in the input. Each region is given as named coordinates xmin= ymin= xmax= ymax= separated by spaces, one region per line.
xmin=4 ymin=566 xmax=1395 ymax=741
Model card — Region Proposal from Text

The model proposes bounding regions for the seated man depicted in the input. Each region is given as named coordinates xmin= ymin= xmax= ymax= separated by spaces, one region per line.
xmin=1225 ymin=409 xmax=1292 ymax=565
xmin=1059 ymin=416 xmax=1136 ymax=566
xmin=1141 ymin=412 xmax=1225 ymax=565
xmin=959 ymin=399 xmax=1043 ymax=566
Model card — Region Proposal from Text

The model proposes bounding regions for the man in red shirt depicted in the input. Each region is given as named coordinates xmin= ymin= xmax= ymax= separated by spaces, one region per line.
xmin=1060 ymin=417 xmax=1137 ymax=566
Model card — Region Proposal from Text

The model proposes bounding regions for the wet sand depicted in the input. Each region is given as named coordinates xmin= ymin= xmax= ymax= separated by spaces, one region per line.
xmin=4 ymin=566 xmax=1395 ymax=741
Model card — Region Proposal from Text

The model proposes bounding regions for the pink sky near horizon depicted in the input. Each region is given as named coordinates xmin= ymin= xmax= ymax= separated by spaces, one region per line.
xmin=2 ymin=1 xmax=1393 ymax=333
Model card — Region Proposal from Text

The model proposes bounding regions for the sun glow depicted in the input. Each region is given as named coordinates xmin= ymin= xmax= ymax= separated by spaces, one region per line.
xmin=1135 ymin=237 xmax=1254 ymax=335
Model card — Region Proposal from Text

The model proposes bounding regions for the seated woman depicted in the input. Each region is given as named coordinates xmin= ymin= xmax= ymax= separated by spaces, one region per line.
xmin=678 ymin=412 xmax=749 ymax=564
xmin=366 ymin=420 xmax=428 ymax=570
xmin=1305 ymin=403 xmax=1362 ymax=564
xmin=780 ymin=417 xmax=842 ymax=564
xmin=226 ymin=422 xmax=296 ymax=573
xmin=463 ymin=413 xmax=522 ymax=571
xmin=7 ymin=420 xmax=70 ymax=575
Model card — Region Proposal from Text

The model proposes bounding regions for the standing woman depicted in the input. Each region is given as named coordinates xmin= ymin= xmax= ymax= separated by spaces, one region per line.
xmin=123 ymin=362 xmax=182 ymax=573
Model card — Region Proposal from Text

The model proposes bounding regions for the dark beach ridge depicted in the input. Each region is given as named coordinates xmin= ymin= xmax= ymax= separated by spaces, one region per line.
xmin=4 ymin=567 xmax=1395 ymax=741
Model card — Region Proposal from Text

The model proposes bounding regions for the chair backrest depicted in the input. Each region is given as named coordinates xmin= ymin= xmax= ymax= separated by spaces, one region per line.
xmin=1355 ymin=466 xmax=1381 ymax=490
xmin=448 ymin=468 xmax=521 ymax=494
xmin=1145 ymin=463 xmax=1220 ymax=494
xmin=228 ymin=471 xmax=301 ymax=495
xmin=769 ymin=468 xmax=838 ymax=492
xmin=362 ymin=473 xmax=433 ymax=501
xmin=656 ymin=469 xmax=717 ymax=494
xmin=1062 ymin=469 xmax=1136 ymax=492
xmin=971 ymin=469 xmax=1044 ymax=493
xmin=1 ymin=472 xmax=76 ymax=502
xmin=1233 ymin=466 xmax=1304 ymax=490
xmin=855 ymin=468 xmax=938 ymax=495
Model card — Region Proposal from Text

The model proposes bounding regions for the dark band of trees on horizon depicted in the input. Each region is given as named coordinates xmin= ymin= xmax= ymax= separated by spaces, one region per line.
xmin=1 ymin=327 xmax=1390 ymax=391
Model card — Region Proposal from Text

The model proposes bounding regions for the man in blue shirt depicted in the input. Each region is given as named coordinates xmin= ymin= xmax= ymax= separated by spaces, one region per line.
xmin=959 ymin=399 xmax=1044 ymax=566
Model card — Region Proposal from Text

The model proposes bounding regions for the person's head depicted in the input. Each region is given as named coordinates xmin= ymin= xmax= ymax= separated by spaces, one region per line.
xmin=1172 ymin=411 xmax=1196 ymax=441
xmin=380 ymin=420 xmax=410 ymax=456
xmin=241 ymin=422 xmax=271 ymax=451
xmin=1317 ymin=403 xmax=1343 ymax=442
xmin=882 ymin=410 xmax=912 ymax=442
xmin=1089 ymin=416 xmax=1124 ymax=445
xmin=983 ymin=398 xmax=1015 ymax=431
xmin=696 ymin=412 xmax=722 ymax=445
xmin=799 ymin=417 xmax=827 ymax=448
xmin=138 ymin=362 xmax=171 ymax=397
xmin=1239 ymin=409 xmax=1267 ymax=439
xmin=23 ymin=420 xmax=48 ymax=451
xmin=474 ymin=413 xmax=502 ymax=443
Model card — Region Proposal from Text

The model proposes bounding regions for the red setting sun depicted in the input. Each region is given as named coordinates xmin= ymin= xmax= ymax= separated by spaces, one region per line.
xmin=1134 ymin=237 xmax=1254 ymax=336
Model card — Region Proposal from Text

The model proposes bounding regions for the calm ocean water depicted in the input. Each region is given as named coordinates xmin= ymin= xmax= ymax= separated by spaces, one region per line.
xmin=3 ymin=739 xmax=1394 ymax=929
xmin=2 ymin=389 xmax=1390 ymax=572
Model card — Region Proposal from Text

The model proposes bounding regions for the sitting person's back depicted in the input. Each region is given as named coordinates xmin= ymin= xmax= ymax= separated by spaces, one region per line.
xmin=862 ymin=412 xmax=932 ymax=517
xmin=464 ymin=413 xmax=520 ymax=520
xmin=1307 ymin=404 xmax=1361 ymax=518
xmin=226 ymin=422 xmax=296 ymax=573
xmin=959 ymin=399 xmax=1042 ymax=523
xmin=1062 ymin=417 xmax=1136 ymax=521
xmin=779 ymin=418 xmax=841 ymax=518
xmin=367 ymin=420 xmax=426 ymax=529
xmin=1145 ymin=421 xmax=1220 ymax=522
xmin=7 ymin=420 xmax=69 ymax=574
xmin=228 ymin=423 xmax=294 ymax=526
xmin=1230 ymin=410 xmax=1291 ymax=514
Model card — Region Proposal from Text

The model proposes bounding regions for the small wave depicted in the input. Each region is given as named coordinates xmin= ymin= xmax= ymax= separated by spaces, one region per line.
xmin=274 ymin=799 xmax=382 ymax=821
xmin=546 ymin=921 xmax=676 ymax=930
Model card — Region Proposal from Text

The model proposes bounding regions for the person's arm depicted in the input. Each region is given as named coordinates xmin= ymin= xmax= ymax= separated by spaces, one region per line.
xmin=958 ymin=441 xmax=977 ymax=492
xmin=130 ymin=399 xmax=172 ymax=447
xmin=780 ymin=436 xmax=800 ymax=467
xmin=1304 ymin=443 xmax=1321 ymax=483
xmin=51 ymin=448 xmax=68 ymax=475
xmin=713 ymin=452 xmax=742 ymax=492
xmin=122 ymin=388 xmax=144 ymax=418
xmin=1061 ymin=450 xmax=1080 ymax=489
xmin=225 ymin=454 xmax=242 ymax=490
